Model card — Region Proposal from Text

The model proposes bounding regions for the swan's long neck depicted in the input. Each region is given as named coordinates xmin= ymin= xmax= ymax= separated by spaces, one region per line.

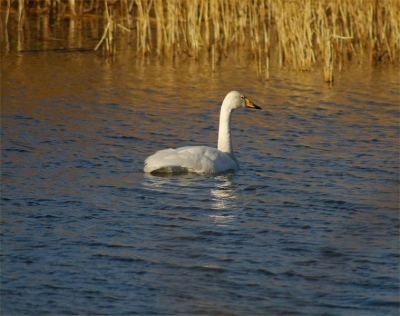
xmin=217 ymin=104 xmax=238 ymax=164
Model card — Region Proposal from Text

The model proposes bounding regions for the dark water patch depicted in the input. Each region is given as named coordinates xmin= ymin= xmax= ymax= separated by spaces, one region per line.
xmin=19 ymin=48 xmax=94 ymax=53
xmin=256 ymin=268 xmax=276 ymax=276
xmin=177 ymin=216 xmax=197 ymax=221
xmin=3 ymin=147 xmax=33 ymax=153
xmin=320 ymin=247 xmax=348 ymax=259
xmin=105 ymin=135 xmax=144 ymax=141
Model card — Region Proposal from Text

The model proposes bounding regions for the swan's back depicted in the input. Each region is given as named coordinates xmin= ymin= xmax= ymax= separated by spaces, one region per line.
xmin=144 ymin=146 xmax=238 ymax=175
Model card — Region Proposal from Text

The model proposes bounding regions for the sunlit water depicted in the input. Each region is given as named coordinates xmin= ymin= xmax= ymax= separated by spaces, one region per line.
xmin=1 ymin=25 xmax=399 ymax=315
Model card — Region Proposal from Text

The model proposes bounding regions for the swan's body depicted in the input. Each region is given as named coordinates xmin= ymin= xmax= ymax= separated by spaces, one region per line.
xmin=144 ymin=91 xmax=261 ymax=175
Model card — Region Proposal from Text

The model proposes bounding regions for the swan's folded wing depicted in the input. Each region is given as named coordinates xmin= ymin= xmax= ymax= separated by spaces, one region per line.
xmin=144 ymin=146 xmax=238 ymax=174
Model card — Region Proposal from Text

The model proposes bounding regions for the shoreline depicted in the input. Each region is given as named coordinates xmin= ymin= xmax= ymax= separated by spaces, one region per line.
xmin=2 ymin=0 xmax=399 ymax=82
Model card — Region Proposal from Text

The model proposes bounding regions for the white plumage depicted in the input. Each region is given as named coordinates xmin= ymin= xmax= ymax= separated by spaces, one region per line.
xmin=144 ymin=91 xmax=261 ymax=175
xmin=144 ymin=146 xmax=238 ymax=174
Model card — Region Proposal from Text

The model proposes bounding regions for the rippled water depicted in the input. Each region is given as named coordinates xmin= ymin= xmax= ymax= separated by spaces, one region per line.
xmin=1 ymin=45 xmax=399 ymax=314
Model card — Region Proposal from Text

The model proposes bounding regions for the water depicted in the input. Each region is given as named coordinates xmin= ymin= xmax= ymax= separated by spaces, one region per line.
xmin=2 ymin=42 xmax=399 ymax=314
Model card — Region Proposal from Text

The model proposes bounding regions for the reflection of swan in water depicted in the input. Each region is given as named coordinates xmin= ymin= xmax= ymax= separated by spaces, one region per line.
xmin=211 ymin=175 xmax=237 ymax=209
xmin=210 ymin=176 xmax=237 ymax=226
xmin=142 ymin=173 xmax=238 ymax=227
xmin=209 ymin=213 xmax=236 ymax=227
xmin=144 ymin=91 xmax=261 ymax=175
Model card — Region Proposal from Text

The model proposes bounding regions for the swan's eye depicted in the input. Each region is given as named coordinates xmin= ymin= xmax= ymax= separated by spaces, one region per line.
xmin=241 ymin=95 xmax=244 ymax=99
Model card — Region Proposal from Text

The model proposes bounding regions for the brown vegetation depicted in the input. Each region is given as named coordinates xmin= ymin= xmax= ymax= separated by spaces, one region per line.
xmin=2 ymin=0 xmax=399 ymax=81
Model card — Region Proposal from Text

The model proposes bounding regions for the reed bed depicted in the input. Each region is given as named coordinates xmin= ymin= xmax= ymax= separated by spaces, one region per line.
xmin=2 ymin=0 xmax=399 ymax=81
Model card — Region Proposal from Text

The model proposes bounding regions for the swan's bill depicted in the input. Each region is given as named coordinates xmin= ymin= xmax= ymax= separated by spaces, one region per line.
xmin=244 ymin=97 xmax=262 ymax=110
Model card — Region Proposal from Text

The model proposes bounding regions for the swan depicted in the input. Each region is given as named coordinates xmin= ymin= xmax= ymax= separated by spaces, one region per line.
xmin=144 ymin=91 xmax=261 ymax=175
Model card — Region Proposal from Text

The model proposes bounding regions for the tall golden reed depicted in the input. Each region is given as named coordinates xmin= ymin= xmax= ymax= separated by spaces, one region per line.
xmin=3 ymin=0 xmax=399 ymax=81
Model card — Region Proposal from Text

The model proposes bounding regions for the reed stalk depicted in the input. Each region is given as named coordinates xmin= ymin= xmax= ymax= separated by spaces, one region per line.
xmin=3 ymin=0 xmax=399 ymax=81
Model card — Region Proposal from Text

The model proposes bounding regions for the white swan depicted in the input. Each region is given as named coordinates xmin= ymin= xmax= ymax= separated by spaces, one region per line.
xmin=144 ymin=91 xmax=261 ymax=175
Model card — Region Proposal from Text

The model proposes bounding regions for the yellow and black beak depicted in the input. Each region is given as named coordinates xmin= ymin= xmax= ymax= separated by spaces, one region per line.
xmin=244 ymin=96 xmax=262 ymax=110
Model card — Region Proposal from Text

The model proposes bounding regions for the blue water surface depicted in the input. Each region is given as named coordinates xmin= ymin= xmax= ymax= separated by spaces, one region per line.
xmin=1 ymin=50 xmax=399 ymax=315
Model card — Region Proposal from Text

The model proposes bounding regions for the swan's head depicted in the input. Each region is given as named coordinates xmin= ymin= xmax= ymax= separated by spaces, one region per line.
xmin=223 ymin=91 xmax=262 ymax=111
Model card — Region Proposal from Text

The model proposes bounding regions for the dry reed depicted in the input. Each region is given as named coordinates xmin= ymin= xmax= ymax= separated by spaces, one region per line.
xmin=2 ymin=0 xmax=399 ymax=81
